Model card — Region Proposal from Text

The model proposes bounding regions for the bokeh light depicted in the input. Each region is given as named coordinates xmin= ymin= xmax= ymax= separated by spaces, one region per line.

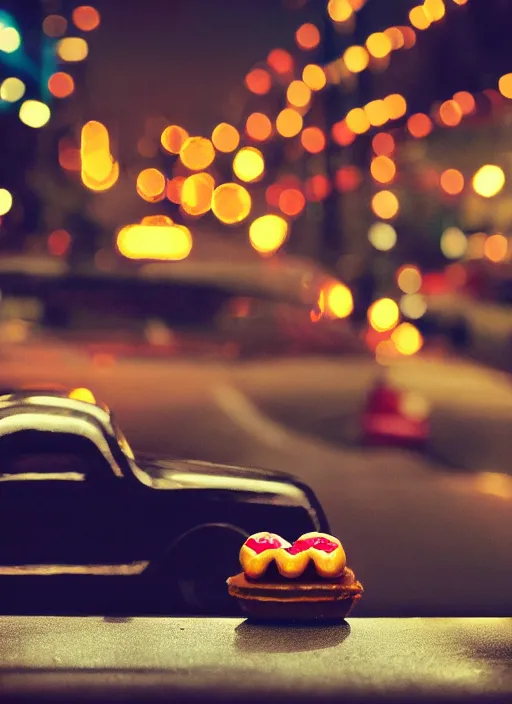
xmin=233 ymin=146 xmax=265 ymax=183
xmin=211 ymin=183 xmax=252 ymax=224
xmin=472 ymin=165 xmax=505 ymax=198
xmin=266 ymin=183 xmax=284 ymax=207
xmin=136 ymin=168 xmax=166 ymax=202
xmin=48 ymin=229 xmax=72 ymax=257
xmin=407 ymin=113 xmax=433 ymax=138
xmin=400 ymin=26 xmax=417 ymax=48
xmin=400 ymin=293 xmax=427 ymax=320
xmin=117 ymin=223 xmax=192 ymax=261
xmin=72 ymin=6 xmax=101 ymax=31
xmin=304 ymin=174 xmax=331 ymax=201
xmin=498 ymin=73 xmax=512 ymax=99
xmin=368 ymin=298 xmax=400 ymax=332
xmin=371 ymin=190 xmax=399 ymax=219
xmin=58 ymin=138 xmax=81 ymax=171
xmin=453 ymin=91 xmax=475 ymax=115
xmin=366 ymin=32 xmax=392 ymax=58
xmin=57 ymin=37 xmax=89 ymax=62
xmin=267 ymin=48 xmax=294 ymax=75
xmin=249 ymin=214 xmax=289 ymax=255
xmin=181 ymin=173 xmax=215 ymax=216
xmin=372 ymin=132 xmax=395 ymax=156
xmin=245 ymin=68 xmax=272 ymax=95
xmin=397 ymin=265 xmax=422 ymax=294
xmin=440 ymin=227 xmax=467 ymax=259
xmin=0 ymin=77 xmax=25 ymax=103
xmin=302 ymin=64 xmax=326 ymax=91
xmin=301 ymin=126 xmax=326 ymax=153
xmin=48 ymin=72 xmax=75 ymax=99
xmin=0 ymin=188 xmax=13 ymax=216
xmin=365 ymin=100 xmax=389 ymax=127
xmin=370 ymin=156 xmax=396 ymax=184
xmin=212 ymin=123 xmax=240 ymax=153
xmin=328 ymin=0 xmax=354 ymax=22
xmin=161 ymin=125 xmax=189 ymax=154
xmin=384 ymin=27 xmax=405 ymax=50
xmin=409 ymin=6 xmax=431 ymax=30
xmin=180 ymin=137 xmax=215 ymax=171
xmin=332 ymin=120 xmax=356 ymax=146
xmin=424 ymin=0 xmax=446 ymax=21
xmin=19 ymin=100 xmax=51 ymax=128
xmin=474 ymin=472 xmax=512 ymax=500
xmin=42 ymin=15 xmax=67 ymax=37
xmin=276 ymin=108 xmax=303 ymax=137
xmin=246 ymin=113 xmax=272 ymax=142
xmin=440 ymin=168 xmax=464 ymax=195
xmin=166 ymin=176 xmax=186 ymax=204
xmin=343 ymin=45 xmax=369 ymax=73
xmin=0 ymin=27 xmax=21 ymax=53
xmin=295 ymin=23 xmax=321 ymax=50
xmin=438 ymin=100 xmax=462 ymax=127
xmin=384 ymin=94 xmax=407 ymax=120
xmin=368 ymin=222 xmax=397 ymax=251
xmin=484 ymin=233 xmax=508 ymax=263
xmin=68 ymin=387 xmax=95 ymax=404
xmin=279 ymin=188 xmax=306 ymax=217
xmin=81 ymin=120 xmax=115 ymax=186
xmin=81 ymin=160 xmax=119 ymax=192
xmin=336 ymin=166 xmax=362 ymax=192
xmin=324 ymin=282 xmax=354 ymax=319
xmin=287 ymin=80 xmax=312 ymax=108
xmin=346 ymin=107 xmax=370 ymax=134
xmin=391 ymin=323 xmax=423 ymax=355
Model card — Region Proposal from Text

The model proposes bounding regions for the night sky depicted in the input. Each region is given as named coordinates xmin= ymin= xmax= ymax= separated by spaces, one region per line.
xmin=84 ymin=0 xmax=325 ymax=150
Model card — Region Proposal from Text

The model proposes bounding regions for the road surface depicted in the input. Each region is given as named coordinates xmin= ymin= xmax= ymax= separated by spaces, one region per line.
xmin=1 ymin=350 xmax=511 ymax=616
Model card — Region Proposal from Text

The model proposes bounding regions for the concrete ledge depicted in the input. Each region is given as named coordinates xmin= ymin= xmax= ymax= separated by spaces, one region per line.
xmin=0 ymin=617 xmax=511 ymax=702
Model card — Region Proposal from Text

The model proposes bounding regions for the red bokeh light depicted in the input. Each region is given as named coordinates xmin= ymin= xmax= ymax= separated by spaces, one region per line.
xmin=267 ymin=49 xmax=294 ymax=75
xmin=278 ymin=188 xmax=306 ymax=216
xmin=332 ymin=120 xmax=356 ymax=146
xmin=335 ymin=166 xmax=362 ymax=192
xmin=166 ymin=176 xmax=186 ymax=204
xmin=245 ymin=69 xmax=272 ymax=95
xmin=372 ymin=132 xmax=395 ymax=156
xmin=295 ymin=23 xmax=321 ymax=50
xmin=301 ymin=126 xmax=326 ymax=153
xmin=48 ymin=229 xmax=72 ymax=256
xmin=407 ymin=113 xmax=433 ymax=138
xmin=304 ymin=174 xmax=331 ymax=201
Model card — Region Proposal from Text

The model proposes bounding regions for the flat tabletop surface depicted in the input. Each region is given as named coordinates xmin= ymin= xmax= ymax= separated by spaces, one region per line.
xmin=0 ymin=617 xmax=511 ymax=703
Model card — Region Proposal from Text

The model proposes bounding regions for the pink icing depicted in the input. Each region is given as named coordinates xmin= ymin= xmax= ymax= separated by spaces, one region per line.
xmin=285 ymin=536 xmax=338 ymax=555
xmin=245 ymin=536 xmax=285 ymax=554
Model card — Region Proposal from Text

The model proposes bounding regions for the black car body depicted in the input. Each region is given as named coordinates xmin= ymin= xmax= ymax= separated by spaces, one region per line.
xmin=0 ymin=389 xmax=327 ymax=615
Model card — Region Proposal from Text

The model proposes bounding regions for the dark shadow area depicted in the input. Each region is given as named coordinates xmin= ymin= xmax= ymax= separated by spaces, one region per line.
xmin=234 ymin=619 xmax=351 ymax=653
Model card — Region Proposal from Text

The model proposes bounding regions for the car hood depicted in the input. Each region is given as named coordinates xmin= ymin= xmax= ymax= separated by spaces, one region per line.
xmin=135 ymin=455 xmax=314 ymax=508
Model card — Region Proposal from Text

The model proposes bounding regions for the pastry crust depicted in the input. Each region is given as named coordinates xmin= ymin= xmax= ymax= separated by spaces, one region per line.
xmin=228 ymin=531 xmax=363 ymax=620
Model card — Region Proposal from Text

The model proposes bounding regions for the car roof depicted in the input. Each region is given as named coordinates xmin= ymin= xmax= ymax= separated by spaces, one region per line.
xmin=0 ymin=254 xmax=335 ymax=307
xmin=0 ymin=390 xmax=126 ymax=477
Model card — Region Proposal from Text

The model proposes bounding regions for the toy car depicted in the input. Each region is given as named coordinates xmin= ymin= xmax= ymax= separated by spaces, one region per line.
xmin=0 ymin=388 xmax=328 ymax=615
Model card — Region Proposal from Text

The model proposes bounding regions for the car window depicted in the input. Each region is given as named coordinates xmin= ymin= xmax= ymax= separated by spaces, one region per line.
xmin=0 ymin=430 xmax=110 ymax=480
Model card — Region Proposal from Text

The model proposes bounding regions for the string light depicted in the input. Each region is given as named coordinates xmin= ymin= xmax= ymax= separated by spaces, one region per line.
xmin=325 ymin=0 xmax=468 ymax=87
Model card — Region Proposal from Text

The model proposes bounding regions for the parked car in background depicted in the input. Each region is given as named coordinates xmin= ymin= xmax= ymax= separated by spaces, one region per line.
xmin=421 ymin=260 xmax=512 ymax=371
xmin=0 ymin=388 xmax=326 ymax=616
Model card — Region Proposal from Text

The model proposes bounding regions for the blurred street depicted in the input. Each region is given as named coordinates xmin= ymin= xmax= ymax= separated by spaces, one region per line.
xmin=2 ymin=347 xmax=511 ymax=616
